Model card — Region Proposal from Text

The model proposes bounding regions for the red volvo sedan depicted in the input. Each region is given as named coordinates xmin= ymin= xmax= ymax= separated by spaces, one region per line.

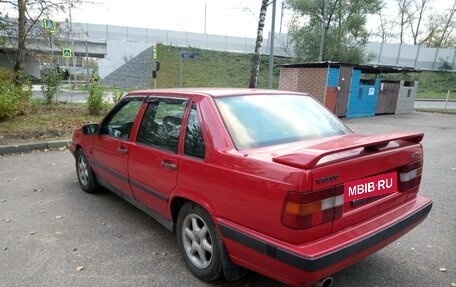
xmin=69 ymin=89 xmax=432 ymax=287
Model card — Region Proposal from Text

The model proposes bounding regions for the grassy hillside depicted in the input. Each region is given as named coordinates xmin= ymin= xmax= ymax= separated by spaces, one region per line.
xmin=414 ymin=71 xmax=456 ymax=99
xmin=151 ymin=44 xmax=288 ymax=89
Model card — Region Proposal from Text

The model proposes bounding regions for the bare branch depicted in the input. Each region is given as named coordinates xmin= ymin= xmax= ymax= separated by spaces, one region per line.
xmin=438 ymin=0 xmax=456 ymax=47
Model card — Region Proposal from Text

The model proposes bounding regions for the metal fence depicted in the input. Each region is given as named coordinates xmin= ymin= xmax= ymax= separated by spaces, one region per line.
xmin=66 ymin=22 xmax=293 ymax=56
xmin=366 ymin=42 xmax=456 ymax=71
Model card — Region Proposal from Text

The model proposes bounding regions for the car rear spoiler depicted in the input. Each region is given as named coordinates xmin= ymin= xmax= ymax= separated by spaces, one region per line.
xmin=272 ymin=132 xmax=423 ymax=169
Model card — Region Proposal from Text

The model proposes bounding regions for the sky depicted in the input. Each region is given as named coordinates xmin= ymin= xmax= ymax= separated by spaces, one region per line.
xmin=2 ymin=0 xmax=449 ymax=40
xmin=67 ymin=0 xmax=450 ymax=40
xmin=69 ymin=0 xmax=291 ymax=38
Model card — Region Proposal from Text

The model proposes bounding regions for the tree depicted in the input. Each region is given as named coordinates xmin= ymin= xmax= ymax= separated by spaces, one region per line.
xmin=0 ymin=11 xmax=7 ymax=46
xmin=420 ymin=0 xmax=456 ymax=47
xmin=435 ymin=0 xmax=456 ymax=47
xmin=249 ymin=0 xmax=268 ymax=88
xmin=406 ymin=0 xmax=430 ymax=45
xmin=0 ymin=0 xmax=82 ymax=84
xmin=372 ymin=9 xmax=397 ymax=43
xmin=395 ymin=0 xmax=413 ymax=43
xmin=287 ymin=0 xmax=382 ymax=63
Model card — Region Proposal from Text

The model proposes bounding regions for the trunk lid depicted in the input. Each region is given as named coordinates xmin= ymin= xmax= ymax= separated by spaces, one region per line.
xmin=273 ymin=132 xmax=424 ymax=232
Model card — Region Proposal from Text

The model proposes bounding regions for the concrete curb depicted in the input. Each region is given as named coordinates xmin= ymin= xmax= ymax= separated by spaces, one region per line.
xmin=416 ymin=98 xmax=456 ymax=102
xmin=0 ymin=139 xmax=70 ymax=156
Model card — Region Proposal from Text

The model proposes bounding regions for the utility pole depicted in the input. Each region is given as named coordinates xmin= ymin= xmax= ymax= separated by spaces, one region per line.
xmin=268 ymin=0 xmax=277 ymax=89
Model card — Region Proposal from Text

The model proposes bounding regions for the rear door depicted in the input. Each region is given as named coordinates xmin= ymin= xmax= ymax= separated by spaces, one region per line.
xmin=128 ymin=96 xmax=188 ymax=216
xmin=92 ymin=97 xmax=143 ymax=198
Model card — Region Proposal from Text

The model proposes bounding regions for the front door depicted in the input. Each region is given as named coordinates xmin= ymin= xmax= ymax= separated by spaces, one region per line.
xmin=92 ymin=97 xmax=143 ymax=198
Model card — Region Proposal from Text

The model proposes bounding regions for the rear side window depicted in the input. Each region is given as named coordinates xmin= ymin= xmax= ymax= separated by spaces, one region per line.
xmin=184 ymin=103 xmax=205 ymax=159
xmin=137 ymin=98 xmax=186 ymax=152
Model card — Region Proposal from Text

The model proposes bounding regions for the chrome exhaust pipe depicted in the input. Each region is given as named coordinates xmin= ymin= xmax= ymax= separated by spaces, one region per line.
xmin=313 ymin=276 xmax=334 ymax=287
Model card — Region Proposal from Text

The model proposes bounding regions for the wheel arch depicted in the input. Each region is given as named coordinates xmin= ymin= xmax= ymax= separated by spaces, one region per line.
xmin=70 ymin=144 xmax=83 ymax=157
xmin=171 ymin=195 xmax=245 ymax=281
xmin=170 ymin=195 xmax=216 ymax=233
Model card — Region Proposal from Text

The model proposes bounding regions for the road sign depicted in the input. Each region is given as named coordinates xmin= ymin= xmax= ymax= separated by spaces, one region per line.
xmin=43 ymin=18 xmax=56 ymax=33
xmin=181 ymin=52 xmax=195 ymax=59
xmin=179 ymin=52 xmax=195 ymax=88
xmin=62 ymin=48 xmax=72 ymax=58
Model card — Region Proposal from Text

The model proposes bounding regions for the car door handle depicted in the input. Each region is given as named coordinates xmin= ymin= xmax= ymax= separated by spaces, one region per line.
xmin=160 ymin=161 xmax=177 ymax=170
xmin=118 ymin=146 xmax=128 ymax=155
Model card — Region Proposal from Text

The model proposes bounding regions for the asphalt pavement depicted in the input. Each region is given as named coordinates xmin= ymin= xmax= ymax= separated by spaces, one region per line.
xmin=0 ymin=112 xmax=455 ymax=287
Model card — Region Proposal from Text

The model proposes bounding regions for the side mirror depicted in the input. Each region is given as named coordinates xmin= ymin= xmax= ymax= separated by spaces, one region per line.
xmin=82 ymin=123 xmax=100 ymax=135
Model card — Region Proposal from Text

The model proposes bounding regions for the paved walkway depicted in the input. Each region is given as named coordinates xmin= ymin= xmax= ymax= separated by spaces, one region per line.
xmin=32 ymin=85 xmax=113 ymax=103
xmin=414 ymin=99 xmax=456 ymax=109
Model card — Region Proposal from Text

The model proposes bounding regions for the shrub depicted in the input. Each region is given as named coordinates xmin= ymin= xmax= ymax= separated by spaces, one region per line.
xmin=41 ymin=66 xmax=63 ymax=105
xmin=112 ymin=86 xmax=125 ymax=104
xmin=438 ymin=58 xmax=453 ymax=71
xmin=0 ymin=69 xmax=31 ymax=121
xmin=86 ymin=74 xmax=105 ymax=115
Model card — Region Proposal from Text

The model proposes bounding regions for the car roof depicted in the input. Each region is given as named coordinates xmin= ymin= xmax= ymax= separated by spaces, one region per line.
xmin=126 ymin=88 xmax=310 ymax=98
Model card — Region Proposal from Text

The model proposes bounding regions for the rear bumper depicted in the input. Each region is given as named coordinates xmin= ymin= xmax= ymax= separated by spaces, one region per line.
xmin=218 ymin=195 xmax=432 ymax=286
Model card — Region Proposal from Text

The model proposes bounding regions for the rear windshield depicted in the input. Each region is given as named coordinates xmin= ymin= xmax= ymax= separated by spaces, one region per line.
xmin=215 ymin=94 xmax=350 ymax=150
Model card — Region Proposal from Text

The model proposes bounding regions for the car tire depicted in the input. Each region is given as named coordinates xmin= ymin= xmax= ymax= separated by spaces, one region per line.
xmin=75 ymin=149 xmax=99 ymax=193
xmin=176 ymin=202 xmax=223 ymax=282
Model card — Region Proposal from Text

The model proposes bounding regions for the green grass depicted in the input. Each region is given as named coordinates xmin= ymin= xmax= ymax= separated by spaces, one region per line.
xmin=147 ymin=44 xmax=286 ymax=89
xmin=415 ymin=71 xmax=456 ymax=99
xmin=0 ymin=102 xmax=103 ymax=145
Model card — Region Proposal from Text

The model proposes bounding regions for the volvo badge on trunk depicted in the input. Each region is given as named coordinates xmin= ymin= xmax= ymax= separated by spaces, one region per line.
xmin=316 ymin=175 xmax=339 ymax=184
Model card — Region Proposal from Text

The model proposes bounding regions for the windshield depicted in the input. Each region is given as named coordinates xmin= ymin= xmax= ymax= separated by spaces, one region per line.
xmin=215 ymin=94 xmax=350 ymax=150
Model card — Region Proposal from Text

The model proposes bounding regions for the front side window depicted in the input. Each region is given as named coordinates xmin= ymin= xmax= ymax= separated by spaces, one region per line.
xmin=215 ymin=94 xmax=350 ymax=150
xmin=137 ymin=98 xmax=187 ymax=152
xmin=100 ymin=98 xmax=143 ymax=139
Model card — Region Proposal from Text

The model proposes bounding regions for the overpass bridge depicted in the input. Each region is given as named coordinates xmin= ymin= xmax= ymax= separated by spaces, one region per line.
xmin=1 ymin=37 xmax=106 ymax=79
xmin=0 ymin=19 xmax=107 ymax=79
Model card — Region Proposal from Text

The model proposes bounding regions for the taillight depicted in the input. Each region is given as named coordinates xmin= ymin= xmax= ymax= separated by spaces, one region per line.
xmin=399 ymin=160 xmax=423 ymax=192
xmin=282 ymin=185 xmax=344 ymax=229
